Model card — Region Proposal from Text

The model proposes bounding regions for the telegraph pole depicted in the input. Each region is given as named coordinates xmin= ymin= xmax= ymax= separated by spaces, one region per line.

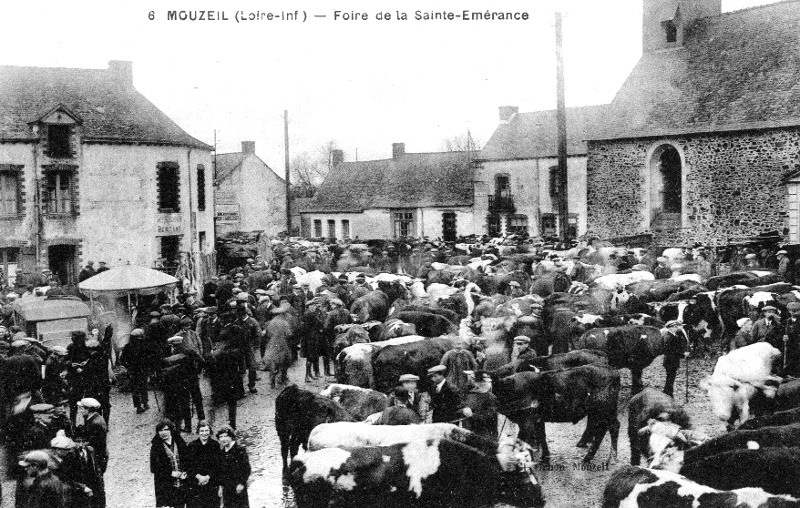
xmin=284 ymin=110 xmax=292 ymax=236
xmin=555 ymin=11 xmax=570 ymax=243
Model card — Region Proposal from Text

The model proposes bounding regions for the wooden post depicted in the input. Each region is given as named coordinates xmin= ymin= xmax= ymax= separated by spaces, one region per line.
xmin=284 ymin=110 xmax=292 ymax=237
xmin=555 ymin=12 xmax=570 ymax=244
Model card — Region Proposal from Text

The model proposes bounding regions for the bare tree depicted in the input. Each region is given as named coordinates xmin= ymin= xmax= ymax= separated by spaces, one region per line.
xmin=290 ymin=139 xmax=339 ymax=198
xmin=440 ymin=133 xmax=482 ymax=152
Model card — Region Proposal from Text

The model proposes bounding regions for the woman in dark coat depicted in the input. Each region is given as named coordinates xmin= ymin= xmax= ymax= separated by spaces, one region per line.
xmin=185 ymin=421 xmax=222 ymax=508
xmin=149 ymin=419 xmax=188 ymax=508
xmin=217 ymin=426 xmax=251 ymax=508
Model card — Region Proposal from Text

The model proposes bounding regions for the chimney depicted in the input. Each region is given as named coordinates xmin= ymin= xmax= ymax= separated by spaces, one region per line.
xmin=498 ymin=106 xmax=519 ymax=123
xmin=392 ymin=143 xmax=405 ymax=160
xmin=332 ymin=149 xmax=344 ymax=166
xmin=241 ymin=141 xmax=256 ymax=154
xmin=107 ymin=60 xmax=133 ymax=87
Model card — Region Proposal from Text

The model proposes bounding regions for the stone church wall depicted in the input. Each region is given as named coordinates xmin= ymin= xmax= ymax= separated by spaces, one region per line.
xmin=586 ymin=128 xmax=800 ymax=245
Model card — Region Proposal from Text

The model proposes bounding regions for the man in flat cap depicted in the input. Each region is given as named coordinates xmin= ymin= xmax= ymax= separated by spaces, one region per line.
xmin=784 ymin=301 xmax=800 ymax=376
xmin=661 ymin=320 xmax=691 ymax=397
xmin=322 ymin=299 xmax=352 ymax=377
xmin=752 ymin=305 xmax=783 ymax=349
xmin=119 ymin=328 xmax=150 ymax=414
xmin=654 ymin=257 xmax=672 ymax=280
xmin=427 ymin=365 xmax=471 ymax=423
xmin=511 ymin=335 xmax=537 ymax=363
xmin=387 ymin=374 xmax=422 ymax=417
xmin=76 ymin=397 xmax=108 ymax=475
xmin=18 ymin=450 xmax=65 ymax=508
xmin=777 ymin=250 xmax=792 ymax=281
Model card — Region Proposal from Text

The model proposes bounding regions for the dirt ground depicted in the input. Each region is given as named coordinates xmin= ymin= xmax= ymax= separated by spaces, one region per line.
xmin=0 ymin=353 xmax=723 ymax=508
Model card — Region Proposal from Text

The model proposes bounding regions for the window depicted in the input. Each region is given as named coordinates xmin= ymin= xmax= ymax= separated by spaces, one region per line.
xmin=495 ymin=174 xmax=511 ymax=197
xmin=313 ymin=220 xmax=322 ymax=237
xmin=197 ymin=164 xmax=206 ymax=211
xmin=341 ymin=220 xmax=350 ymax=240
xmin=327 ymin=220 xmax=336 ymax=240
xmin=541 ymin=213 xmax=557 ymax=237
xmin=198 ymin=231 xmax=206 ymax=252
xmin=508 ymin=214 xmax=529 ymax=235
xmin=47 ymin=125 xmax=72 ymax=158
xmin=0 ymin=172 xmax=20 ymax=216
xmin=160 ymin=236 xmax=182 ymax=270
xmin=393 ymin=211 xmax=414 ymax=238
xmin=157 ymin=162 xmax=180 ymax=212
xmin=44 ymin=171 xmax=73 ymax=214
xmin=549 ymin=166 xmax=559 ymax=198
xmin=665 ymin=20 xmax=677 ymax=43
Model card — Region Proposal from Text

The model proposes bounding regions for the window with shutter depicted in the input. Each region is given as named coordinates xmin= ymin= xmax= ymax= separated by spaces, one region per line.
xmin=0 ymin=173 xmax=19 ymax=216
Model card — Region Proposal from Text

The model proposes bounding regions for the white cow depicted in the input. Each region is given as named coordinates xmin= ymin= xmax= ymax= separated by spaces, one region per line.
xmin=702 ymin=342 xmax=782 ymax=430
xmin=592 ymin=271 xmax=655 ymax=291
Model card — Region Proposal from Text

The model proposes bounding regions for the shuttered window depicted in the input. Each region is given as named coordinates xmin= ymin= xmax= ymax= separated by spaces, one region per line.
xmin=197 ymin=164 xmax=206 ymax=211
xmin=0 ymin=172 xmax=20 ymax=216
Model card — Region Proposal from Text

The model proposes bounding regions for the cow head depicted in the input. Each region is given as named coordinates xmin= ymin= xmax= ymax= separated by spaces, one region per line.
xmin=637 ymin=419 xmax=700 ymax=472
xmin=570 ymin=313 xmax=603 ymax=334
xmin=495 ymin=436 xmax=545 ymax=508
xmin=700 ymin=374 xmax=759 ymax=430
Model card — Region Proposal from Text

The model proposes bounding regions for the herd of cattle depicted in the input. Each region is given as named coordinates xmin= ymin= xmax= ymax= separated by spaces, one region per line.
xmin=268 ymin=246 xmax=800 ymax=507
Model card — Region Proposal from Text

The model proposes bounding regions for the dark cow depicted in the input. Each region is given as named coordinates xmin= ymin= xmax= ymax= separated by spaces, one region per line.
xmin=684 ymin=423 xmax=800 ymax=464
xmin=350 ymin=290 xmax=390 ymax=323
xmin=290 ymin=438 xmax=545 ymax=508
xmin=318 ymin=383 xmax=388 ymax=421
xmin=394 ymin=310 xmax=457 ymax=337
xmin=372 ymin=337 xmax=456 ymax=393
xmin=628 ymin=389 xmax=692 ymax=466
xmin=570 ymin=313 xmax=664 ymax=336
xmin=602 ymin=465 xmax=798 ymax=508
xmin=529 ymin=271 xmax=571 ymax=297
xmin=680 ymin=447 xmax=800 ymax=497
xmin=715 ymin=283 xmax=795 ymax=341
xmin=573 ymin=325 xmax=666 ymax=394
xmin=378 ymin=318 xmax=417 ymax=341
xmin=493 ymin=364 xmax=621 ymax=463
xmin=739 ymin=406 xmax=800 ymax=430
xmin=275 ymin=384 xmax=355 ymax=473
xmin=332 ymin=324 xmax=371 ymax=357
xmin=705 ymin=271 xmax=785 ymax=290
xmin=489 ymin=349 xmax=609 ymax=380
xmin=374 ymin=405 xmax=423 ymax=425
xmin=387 ymin=303 xmax=460 ymax=325
xmin=626 ymin=278 xmax=707 ymax=303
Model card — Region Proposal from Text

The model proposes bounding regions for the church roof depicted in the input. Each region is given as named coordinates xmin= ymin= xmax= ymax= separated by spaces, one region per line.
xmin=0 ymin=63 xmax=211 ymax=149
xmin=589 ymin=0 xmax=800 ymax=141
xmin=479 ymin=105 xmax=609 ymax=161
xmin=303 ymin=151 xmax=474 ymax=213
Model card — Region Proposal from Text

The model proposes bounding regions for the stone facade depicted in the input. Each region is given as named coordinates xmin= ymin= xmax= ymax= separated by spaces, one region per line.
xmin=587 ymin=127 xmax=800 ymax=245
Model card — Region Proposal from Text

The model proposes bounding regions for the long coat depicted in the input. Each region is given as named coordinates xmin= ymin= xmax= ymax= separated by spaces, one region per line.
xmin=430 ymin=380 xmax=465 ymax=423
xmin=150 ymin=432 xmax=188 ymax=507
xmin=218 ymin=443 xmax=251 ymax=508
xmin=186 ymin=438 xmax=223 ymax=508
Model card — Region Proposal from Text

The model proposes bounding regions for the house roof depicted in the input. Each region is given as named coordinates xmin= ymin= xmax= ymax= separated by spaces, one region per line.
xmin=213 ymin=151 xmax=285 ymax=184
xmin=0 ymin=64 xmax=211 ymax=149
xmin=303 ymin=151 xmax=474 ymax=213
xmin=479 ymin=105 xmax=609 ymax=161
xmin=589 ymin=0 xmax=800 ymax=141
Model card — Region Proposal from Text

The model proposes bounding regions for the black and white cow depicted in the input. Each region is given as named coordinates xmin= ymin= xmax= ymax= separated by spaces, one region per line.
xmin=290 ymin=438 xmax=545 ymax=508
xmin=628 ymin=389 xmax=694 ymax=467
xmin=684 ymin=423 xmax=800 ymax=464
xmin=602 ymin=465 xmax=800 ymax=508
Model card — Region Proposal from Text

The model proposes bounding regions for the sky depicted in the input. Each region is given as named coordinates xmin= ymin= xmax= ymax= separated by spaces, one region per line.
xmin=0 ymin=0 xmax=784 ymax=174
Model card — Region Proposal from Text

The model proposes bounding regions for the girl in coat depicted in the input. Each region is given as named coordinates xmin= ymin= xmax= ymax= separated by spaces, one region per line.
xmin=217 ymin=426 xmax=251 ymax=508
xmin=185 ymin=421 xmax=222 ymax=508
xmin=150 ymin=419 xmax=188 ymax=508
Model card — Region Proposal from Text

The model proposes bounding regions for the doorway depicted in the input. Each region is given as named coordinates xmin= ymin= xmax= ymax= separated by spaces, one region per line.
xmin=160 ymin=235 xmax=182 ymax=272
xmin=649 ymin=144 xmax=683 ymax=226
xmin=442 ymin=212 xmax=457 ymax=242
xmin=48 ymin=244 xmax=77 ymax=285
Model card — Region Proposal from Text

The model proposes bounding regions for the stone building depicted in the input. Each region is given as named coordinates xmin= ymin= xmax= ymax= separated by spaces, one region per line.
xmin=0 ymin=61 xmax=214 ymax=285
xmin=586 ymin=0 xmax=800 ymax=245
xmin=214 ymin=140 xmax=286 ymax=236
xmin=477 ymin=104 xmax=607 ymax=238
xmin=301 ymin=143 xmax=476 ymax=241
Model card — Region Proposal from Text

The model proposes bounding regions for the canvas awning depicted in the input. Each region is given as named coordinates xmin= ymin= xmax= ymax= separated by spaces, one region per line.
xmin=78 ymin=264 xmax=178 ymax=298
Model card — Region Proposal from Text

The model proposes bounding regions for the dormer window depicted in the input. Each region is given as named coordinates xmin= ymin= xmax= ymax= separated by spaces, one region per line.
xmin=664 ymin=20 xmax=677 ymax=43
xmin=47 ymin=125 xmax=72 ymax=158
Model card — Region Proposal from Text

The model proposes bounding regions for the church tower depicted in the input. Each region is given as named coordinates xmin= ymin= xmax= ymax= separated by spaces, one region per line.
xmin=642 ymin=0 xmax=721 ymax=52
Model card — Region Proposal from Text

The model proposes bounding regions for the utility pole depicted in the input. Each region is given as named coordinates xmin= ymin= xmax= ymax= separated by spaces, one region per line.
xmin=284 ymin=110 xmax=292 ymax=237
xmin=555 ymin=11 xmax=570 ymax=244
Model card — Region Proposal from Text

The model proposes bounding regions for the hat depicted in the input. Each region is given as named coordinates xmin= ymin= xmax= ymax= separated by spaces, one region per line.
xmin=232 ymin=288 xmax=242 ymax=294
xmin=10 ymin=338 xmax=30 ymax=349
xmin=762 ymin=305 xmax=779 ymax=313
xmin=167 ymin=336 xmax=184 ymax=345
xmin=255 ymin=289 xmax=267 ymax=295
xmin=77 ymin=398 xmax=101 ymax=410
xmin=292 ymin=284 xmax=302 ymax=289
xmin=508 ymin=281 xmax=521 ymax=288
xmin=657 ymin=257 xmax=668 ymax=263
xmin=50 ymin=429 xmax=76 ymax=449
xmin=427 ymin=365 xmax=447 ymax=375
xmin=399 ymin=374 xmax=420 ymax=382
xmin=130 ymin=328 xmax=144 ymax=338
xmin=19 ymin=450 xmax=51 ymax=468
xmin=236 ymin=292 xmax=250 ymax=301
xmin=338 ymin=274 xmax=348 ymax=281
xmin=778 ymin=250 xmax=789 ymax=256
xmin=149 ymin=311 xmax=162 ymax=318
xmin=788 ymin=302 xmax=800 ymax=311
xmin=51 ymin=345 xmax=68 ymax=356
xmin=330 ymin=299 xmax=344 ymax=307
xmin=513 ymin=336 xmax=531 ymax=344
xmin=745 ymin=253 xmax=757 ymax=260
xmin=632 ymin=264 xmax=648 ymax=271
xmin=30 ymin=403 xmax=54 ymax=414
xmin=355 ymin=273 xmax=366 ymax=280
xmin=736 ymin=317 xmax=751 ymax=328
xmin=665 ymin=320 xmax=682 ymax=328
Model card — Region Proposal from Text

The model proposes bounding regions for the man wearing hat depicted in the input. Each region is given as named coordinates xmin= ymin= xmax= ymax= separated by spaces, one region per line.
xmin=322 ymin=299 xmax=352 ymax=376
xmin=235 ymin=300 xmax=263 ymax=394
xmin=745 ymin=252 xmax=761 ymax=269
xmin=76 ymin=397 xmax=108 ymax=475
xmin=352 ymin=274 xmax=372 ymax=301
xmin=654 ymin=257 xmax=672 ymax=280
xmin=505 ymin=280 xmax=525 ymax=298
xmin=334 ymin=274 xmax=352 ymax=308
xmin=777 ymin=250 xmax=792 ymax=281
xmin=661 ymin=321 xmax=691 ymax=397
xmin=511 ymin=335 xmax=537 ymax=363
xmin=18 ymin=450 xmax=65 ymax=508
xmin=427 ymin=365 xmax=471 ymax=423
xmin=119 ymin=329 xmax=150 ymax=413
xmin=388 ymin=374 xmax=422 ymax=416
xmin=78 ymin=261 xmax=96 ymax=283
xmin=783 ymin=302 xmax=800 ymax=376
xmin=752 ymin=305 xmax=783 ymax=349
